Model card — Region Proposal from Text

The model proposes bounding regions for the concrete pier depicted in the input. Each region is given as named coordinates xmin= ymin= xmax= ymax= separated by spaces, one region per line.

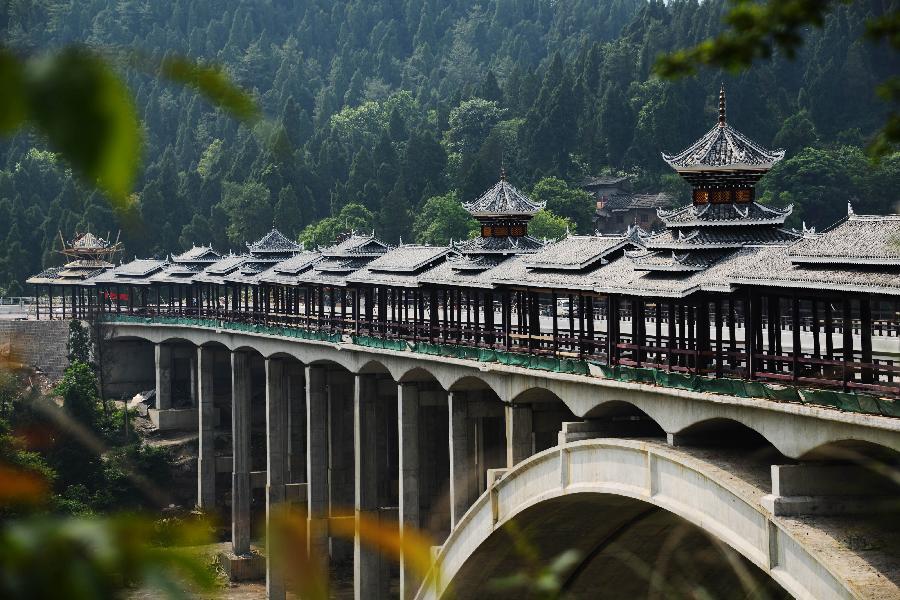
xmin=197 ymin=346 xmax=215 ymax=509
xmin=231 ymin=351 xmax=251 ymax=555
xmin=448 ymin=391 xmax=471 ymax=529
xmin=155 ymin=343 xmax=172 ymax=410
xmin=506 ymin=404 xmax=533 ymax=467
xmin=398 ymin=382 xmax=420 ymax=599
xmin=265 ymin=358 xmax=287 ymax=600
xmin=305 ymin=365 xmax=329 ymax=572
xmin=354 ymin=374 xmax=385 ymax=599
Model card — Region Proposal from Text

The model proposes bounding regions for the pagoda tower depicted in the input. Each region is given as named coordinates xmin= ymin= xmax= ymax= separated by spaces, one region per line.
xmin=448 ymin=172 xmax=545 ymax=271
xmin=632 ymin=85 xmax=799 ymax=272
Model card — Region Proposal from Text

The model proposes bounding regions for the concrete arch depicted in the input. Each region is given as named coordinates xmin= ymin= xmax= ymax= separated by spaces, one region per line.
xmin=358 ymin=358 xmax=392 ymax=375
xmin=799 ymin=438 xmax=900 ymax=463
xmin=672 ymin=417 xmax=781 ymax=452
xmin=397 ymin=365 xmax=443 ymax=385
xmin=447 ymin=374 xmax=502 ymax=397
xmin=510 ymin=386 xmax=563 ymax=405
xmin=422 ymin=439 xmax=894 ymax=600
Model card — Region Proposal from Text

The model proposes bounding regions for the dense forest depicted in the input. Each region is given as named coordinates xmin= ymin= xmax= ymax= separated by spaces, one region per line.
xmin=0 ymin=0 xmax=898 ymax=295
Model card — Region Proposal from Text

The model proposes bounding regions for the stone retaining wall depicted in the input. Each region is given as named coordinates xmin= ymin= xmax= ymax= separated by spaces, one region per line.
xmin=0 ymin=319 xmax=71 ymax=381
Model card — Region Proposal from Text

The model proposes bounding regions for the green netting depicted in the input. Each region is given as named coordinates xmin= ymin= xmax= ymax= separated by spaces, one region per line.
xmin=799 ymin=389 xmax=842 ymax=409
xmin=478 ymin=349 xmax=498 ymax=362
xmin=741 ymin=381 xmax=768 ymax=398
xmin=698 ymin=377 xmax=746 ymax=396
xmin=655 ymin=371 xmax=698 ymax=390
xmin=559 ymin=359 xmax=590 ymax=376
xmin=589 ymin=363 xmax=618 ymax=379
xmin=763 ymin=384 xmax=802 ymax=403
xmin=414 ymin=342 xmax=440 ymax=355
xmin=855 ymin=394 xmax=880 ymax=415
xmin=877 ymin=397 xmax=900 ymax=418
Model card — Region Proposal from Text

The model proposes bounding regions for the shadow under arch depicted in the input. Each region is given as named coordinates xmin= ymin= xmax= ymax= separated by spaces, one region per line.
xmin=447 ymin=492 xmax=790 ymax=600
xmin=672 ymin=417 xmax=786 ymax=462
xmin=510 ymin=386 xmax=578 ymax=453
xmin=582 ymin=399 xmax=667 ymax=439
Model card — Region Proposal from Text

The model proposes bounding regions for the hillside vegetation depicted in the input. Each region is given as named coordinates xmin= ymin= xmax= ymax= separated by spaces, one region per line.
xmin=0 ymin=0 xmax=898 ymax=294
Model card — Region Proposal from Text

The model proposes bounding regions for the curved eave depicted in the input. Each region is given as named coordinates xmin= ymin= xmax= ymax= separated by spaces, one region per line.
xmin=466 ymin=210 xmax=541 ymax=218
xmin=632 ymin=263 xmax=705 ymax=273
xmin=662 ymin=161 xmax=779 ymax=173
xmin=730 ymin=277 xmax=900 ymax=297
xmin=644 ymin=242 xmax=743 ymax=251
xmin=790 ymin=256 xmax=900 ymax=266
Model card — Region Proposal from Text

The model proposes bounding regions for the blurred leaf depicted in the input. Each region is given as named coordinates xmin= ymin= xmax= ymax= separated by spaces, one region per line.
xmin=0 ymin=49 xmax=27 ymax=134
xmin=24 ymin=47 xmax=140 ymax=208
xmin=0 ymin=514 xmax=216 ymax=600
xmin=329 ymin=510 xmax=437 ymax=584
xmin=158 ymin=56 xmax=259 ymax=121
xmin=0 ymin=464 xmax=48 ymax=504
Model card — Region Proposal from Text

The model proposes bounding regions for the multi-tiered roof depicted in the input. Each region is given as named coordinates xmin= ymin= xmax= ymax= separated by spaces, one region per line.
xmin=27 ymin=231 xmax=122 ymax=287
xmin=632 ymin=85 xmax=800 ymax=274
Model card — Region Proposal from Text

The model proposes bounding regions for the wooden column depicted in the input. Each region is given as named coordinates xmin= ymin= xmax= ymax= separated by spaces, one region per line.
xmin=791 ymin=294 xmax=802 ymax=381
xmin=860 ymin=296 xmax=873 ymax=384
xmin=842 ymin=298 xmax=854 ymax=389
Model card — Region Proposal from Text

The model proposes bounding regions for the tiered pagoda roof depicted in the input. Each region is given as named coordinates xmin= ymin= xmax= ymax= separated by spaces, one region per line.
xmin=657 ymin=202 xmax=792 ymax=227
xmin=629 ymin=85 xmax=800 ymax=275
xmin=28 ymin=231 xmax=122 ymax=287
xmin=462 ymin=177 xmax=545 ymax=217
xmin=432 ymin=175 xmax=546 ymax=281
xmin=247 ymin=228 xmax=303 ymax=256
xmin=171 ymin=245 xmax=221 ymax=264
xmin=225 ymin=229 xmax=303 ymax=285
xmin=662 ymin=85 xmax=784 ymax=187
xmin=296 ymin=233 xmax=390 ymax=287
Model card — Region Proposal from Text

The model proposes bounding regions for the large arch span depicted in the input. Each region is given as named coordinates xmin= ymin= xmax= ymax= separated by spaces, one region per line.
xmin=420 ymin=439 xmax=898 ymax=600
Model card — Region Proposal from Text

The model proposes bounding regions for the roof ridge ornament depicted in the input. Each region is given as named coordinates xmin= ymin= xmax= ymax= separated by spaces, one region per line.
xmin=718 ymin=82 xmax=726 ymax=128
xmin=848 ymin=201 xmax=855 ymax=216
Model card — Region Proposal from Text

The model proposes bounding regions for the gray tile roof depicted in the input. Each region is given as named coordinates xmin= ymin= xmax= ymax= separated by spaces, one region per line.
xmin=204 ymin=254 xmax=247 ymax=276
xmin=270 ymin=251 xmax=322 ymax=275
xmin=462 ymin=179 xmax=545 ymax=217
xmin=172 ymin=245 xmax=220 ymax=263
xmin=88 ymin=258 xmax=167 ymax=285
xmin=658 ymin=202 xmax=792 ymax=227
xmin=662 ymin=122 xmax=784 ymax=171
xmin=628 ymin=248 xmax=729 ymax=272
xmin=603 ymin=193 xmax=674 ymax=212
xmin=247 ymin=228 xmax=302 ymax=254
xmin=27 ymin=260 xmax=113 ymax=286
xmin=320 ymin=233 xmax=389 ymax=258
xmin=732 ymin=244 xmax=900 ymax=296
xmin=582 ymin=175 xmax=629 ymax=187
xmin=365 ymin=245 xmax=449 ymax=273
xmin=454 ymin=235 xmax=544 ymax=255
xmin=642 ymin=226 xmax=801 ymax=250
xmin=522 ymin=234 xmax=629 ymax=270
xmin=788 ymin=213 xmax=900 ymax=265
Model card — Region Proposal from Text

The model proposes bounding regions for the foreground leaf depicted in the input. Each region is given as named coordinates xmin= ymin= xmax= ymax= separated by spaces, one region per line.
xmin=0 ymin=49 xmax=27 ymax=134
xmin=24 ymin=47 xmax=141 ymax=208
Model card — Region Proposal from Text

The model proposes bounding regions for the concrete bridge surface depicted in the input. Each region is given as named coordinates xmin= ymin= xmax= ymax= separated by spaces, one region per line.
xmin=98 ymin=321 xmax=900 ymax=599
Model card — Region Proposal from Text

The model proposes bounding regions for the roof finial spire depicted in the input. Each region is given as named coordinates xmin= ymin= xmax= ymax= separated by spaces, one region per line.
xmin=500 ymin=166 xmax=507 ymax=181
xmin=718 ymin=82 xmax=726 ymax=127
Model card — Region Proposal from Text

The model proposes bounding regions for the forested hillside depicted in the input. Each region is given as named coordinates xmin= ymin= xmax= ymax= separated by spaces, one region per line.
xmin=0 ymin=0 xmax=898 ymax=295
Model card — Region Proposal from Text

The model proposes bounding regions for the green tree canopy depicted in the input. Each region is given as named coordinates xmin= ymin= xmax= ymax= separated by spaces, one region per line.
xmin=530 ymin=177 xmax=594 ymax=234
xmin=528 ymin=209 xmax=572 ymax=241
xmin=299 ymin=202 xmax=374 ymax=248
xmin=220 ymin=180 xmax=273 ymax=246
xmin=444 ymin=98 xmax=505 ymax=155
xmin=412 ymin=192 xmax=478 ymax=246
